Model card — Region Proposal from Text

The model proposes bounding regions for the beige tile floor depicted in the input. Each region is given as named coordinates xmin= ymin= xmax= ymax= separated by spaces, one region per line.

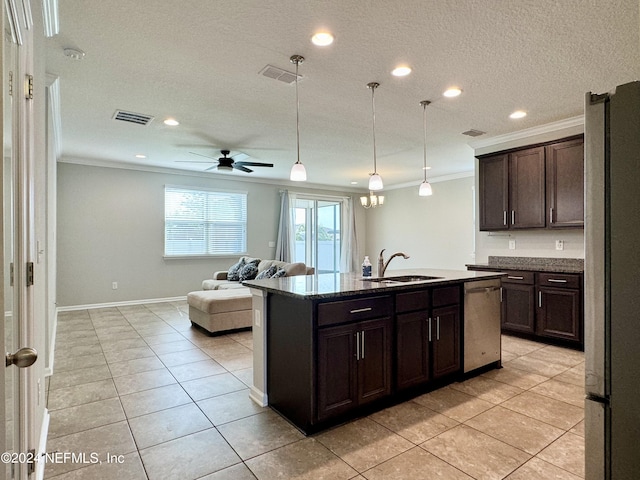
xmin=45 ymin=301 xmax=585 ymax=479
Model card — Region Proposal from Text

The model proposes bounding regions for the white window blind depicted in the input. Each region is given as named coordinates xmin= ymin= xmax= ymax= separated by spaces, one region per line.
xmin=164 ymin=186 xmax=247 ymax=256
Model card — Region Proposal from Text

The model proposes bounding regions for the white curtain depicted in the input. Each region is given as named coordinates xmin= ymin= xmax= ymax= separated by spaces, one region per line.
xmin=275 ymin=190 xmax=296 ymax=262
xmin=340 ymin=197 xmax=359 ymax=273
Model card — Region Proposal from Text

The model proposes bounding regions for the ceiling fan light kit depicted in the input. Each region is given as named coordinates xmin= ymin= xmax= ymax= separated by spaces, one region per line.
xmin=289 ymin=54 xmax=307 ymax=182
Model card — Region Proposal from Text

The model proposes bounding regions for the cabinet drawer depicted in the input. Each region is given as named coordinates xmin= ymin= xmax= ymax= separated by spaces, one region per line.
xmin=502 ymin=271 xmax=535 ymax=284
xmin=537 ymin=273 xmax=581 ymax=289
xmin=396 ymin=290 xmax=429 ymax=313
xmin=317 ymin=296 xmax=392 ymax=327
xmin=432 ymin=286 xmax=460 ymax=307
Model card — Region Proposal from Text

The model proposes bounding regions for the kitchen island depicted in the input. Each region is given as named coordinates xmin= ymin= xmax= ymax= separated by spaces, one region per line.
xmin=244 ymin=268 xmax=504 ymax=433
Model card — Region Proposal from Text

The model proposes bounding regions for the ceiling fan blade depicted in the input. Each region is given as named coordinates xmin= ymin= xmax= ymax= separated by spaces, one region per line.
xmin=189 ymin=151 xmax=219 ymax=160
xmin=175 ymin=160 xmax=215 ymax=163
xmin=204 ymin=165 xmax=218 ymax=171
xmin=233 ymin=165 xmax=253 ymax=173
xmin=235 ymin=161 xmax=274 ymax=168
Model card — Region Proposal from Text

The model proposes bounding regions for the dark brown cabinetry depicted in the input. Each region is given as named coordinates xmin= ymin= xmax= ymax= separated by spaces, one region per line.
xmin=536 ymin=273 xmax=582 ymax=343
xmin=317 ymin=317 xmax=392 ymax=421
xmin=395 ymin=287 xmax=460 ymax=391
xmin=478 ymin=136 xmax=584 ymax=231
xmin=501 ymin=272 xmax=536 ymax=333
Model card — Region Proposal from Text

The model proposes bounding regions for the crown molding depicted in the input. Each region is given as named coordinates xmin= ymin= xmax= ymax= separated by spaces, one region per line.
xmin=42 ymin=0 xmax=59 ymax=37
xmin=45 ymin=74 xmax=62 ymax=158
xmin=58 ymin=156 xmax=366 ymax=194
xmin=468 ymin=115 xmax=584 ymax=150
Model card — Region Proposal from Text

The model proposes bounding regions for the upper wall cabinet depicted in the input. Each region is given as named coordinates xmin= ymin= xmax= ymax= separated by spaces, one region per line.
xmin=478 ymin=135 xmax=584 ymax=231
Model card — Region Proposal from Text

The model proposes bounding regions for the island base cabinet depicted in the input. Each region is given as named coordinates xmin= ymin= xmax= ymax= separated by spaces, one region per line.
xmin=317 ymin=317 xmax=392 ymax=422
xmin=396 ymin=311 xmax=430 ymax=390
xmin=431 ymin=305 xmax=461 ymax=379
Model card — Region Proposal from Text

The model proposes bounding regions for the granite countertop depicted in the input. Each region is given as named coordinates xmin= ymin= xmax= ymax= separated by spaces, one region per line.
xmin=466 ymin=256 xmax=584 ymax=273
xmin=243 ymin=268 xmax=505 ymax=300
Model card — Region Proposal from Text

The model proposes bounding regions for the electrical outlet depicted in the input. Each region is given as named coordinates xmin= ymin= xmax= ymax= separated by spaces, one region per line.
xmin=268 ymin=241 xmax=276 ymax=248
xmin=112 ymin=282 xmax=118 ymax=290
xmin=509 ymin=239 xmax=516 ymax=250
xmin=556 ymin=240 xmax=564 ymax=251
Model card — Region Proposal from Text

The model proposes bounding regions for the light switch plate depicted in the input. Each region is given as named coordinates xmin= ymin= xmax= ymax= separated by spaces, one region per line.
xmin=556 ymin=240 xmax=564 ymax=250
xmin=509 ymin=240 xmax=516 ymax=250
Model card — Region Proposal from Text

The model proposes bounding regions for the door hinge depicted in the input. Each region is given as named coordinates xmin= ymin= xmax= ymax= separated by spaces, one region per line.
xmin=26 ymin=262 xmax=34 ymax=287
xmin=25 ymin=74 xmax=33 ymax=100
xmin=27 ymin=448 xmax=35 ymax=474
xmin=9 ymin=71 xmax=13 ymax=96
xmin=10 ymin=263 xmax=14 ymax=287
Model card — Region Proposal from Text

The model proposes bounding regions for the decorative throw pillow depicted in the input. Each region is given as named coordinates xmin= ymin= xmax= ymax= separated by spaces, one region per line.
xmin=255 ymin=265 xmax=278 ymax=280
xmin=271 ymin=268 xmax=287 ymax=278
xmin=227 ymin=258 xmax=246 ymax=281
xmin=239 ymin=262 xmax=259 ymax=281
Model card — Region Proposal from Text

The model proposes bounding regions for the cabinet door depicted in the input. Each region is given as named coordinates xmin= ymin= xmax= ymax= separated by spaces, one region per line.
xmin=502 ymin=284 xmax=536 ymax=333
xmin=396 ymin=311 xmax=430 ymax=390
xmin=317 ymin=324 xmax=357 ymax=421
xmin=536 ymin=287 xmax=581 ymax=343
xmin=546 ymin=138 xmax=584 ymax=228
xmin=357 ymin=317 xmax=392 ymax=405
xmin=431 ymin=305 xmax=461 ymax=379
xmin=479 ymin=154 xmax=509 ymax=231
xmin=509 ymin=147 xmax=546 ymax=228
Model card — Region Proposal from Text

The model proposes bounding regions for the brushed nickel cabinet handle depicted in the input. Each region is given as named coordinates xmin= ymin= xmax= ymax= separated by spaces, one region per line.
xmin=507 ymin=275 xmax=524 ymax=280
xmin=503 ymin=211 xmax=507 ymax=226
xmin=538 ymin=291 xmax=542 ymax=308
xmin=355 ymin=332 xmax=360 ymax=360
xmin=428 ymin=318 xmax=432 ymax=342
xmin=436 ymin=316 xmax=440 ymax=341
xmin=361 ymin=331 xmax=365 ymax=360
xmin=511 ymin=210 xmax=515 ymax=224
xmin=350 ymin=307 xmax=372 ymax=314
xmin=548 ymin=278 xmax=568 ymax=283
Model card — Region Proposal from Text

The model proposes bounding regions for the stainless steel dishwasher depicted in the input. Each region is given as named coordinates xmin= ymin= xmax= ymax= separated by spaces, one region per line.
xmin=463 ymin=279 xmax=502 ymax=373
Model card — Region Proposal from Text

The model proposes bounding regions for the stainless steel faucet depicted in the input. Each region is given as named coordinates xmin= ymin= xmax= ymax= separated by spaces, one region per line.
xmin=378 ymin=249 xmax=410 ymax=277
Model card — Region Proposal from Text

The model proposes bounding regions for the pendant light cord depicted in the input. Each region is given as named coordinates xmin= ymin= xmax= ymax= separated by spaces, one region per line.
xmin=295 ymin=59 xmax=301 ymax=165
xmin=421 ymin=100 xmax=431 ymax=182
xmin=371 ymin=84 xmax=378 ymax=174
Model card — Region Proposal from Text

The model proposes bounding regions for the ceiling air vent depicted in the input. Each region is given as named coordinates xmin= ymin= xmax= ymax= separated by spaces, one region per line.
xmin=462 ymin=129 xmax=486 ymax=137
xmin=258 ymin=65 xmax=299 ymax=84
xmin=112 ymin=110 xmax=154 ymax=126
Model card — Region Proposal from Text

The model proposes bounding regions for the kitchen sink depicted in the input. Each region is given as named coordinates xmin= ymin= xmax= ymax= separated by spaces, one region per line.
xmin=363 ymin=275 xmax=442 ymax=283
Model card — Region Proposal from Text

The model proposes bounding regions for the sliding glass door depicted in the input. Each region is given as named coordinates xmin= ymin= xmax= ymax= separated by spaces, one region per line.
xmin=293 ymin=197 xmax=341 ymax=274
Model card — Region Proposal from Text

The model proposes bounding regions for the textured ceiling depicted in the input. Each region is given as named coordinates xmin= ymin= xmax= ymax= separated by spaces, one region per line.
xmin=45 ymin=0 xmax=640 ymax=189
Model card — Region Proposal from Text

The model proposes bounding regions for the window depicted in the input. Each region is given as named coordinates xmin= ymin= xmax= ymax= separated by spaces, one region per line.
xmin=164 ymin=186 xmax=247 ymax=256
xmin=293 ymin=197 xmax=341 ymax=274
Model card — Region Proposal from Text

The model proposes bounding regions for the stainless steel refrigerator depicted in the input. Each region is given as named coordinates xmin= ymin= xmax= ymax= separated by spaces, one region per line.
xmin=584 ymin=80 xmax=640 ymax=480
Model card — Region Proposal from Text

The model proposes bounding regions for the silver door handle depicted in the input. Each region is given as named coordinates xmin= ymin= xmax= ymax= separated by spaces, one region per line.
xmin=548 ymin=279 xmax=568 ymax=283
xmin=355 ymin=332 xmax=360 ymax=360
xmin=350 ymin=307 xmax=372 ymax=314
xmin=428 ymin=318 xmax=432 ymax=342
xmin=6 ymin=347 xmax=37 ymax=368
xmin=361 ymin=331 xmax=365 ymax=359
xmin=436 ymin=316 xmax=440 ymax=341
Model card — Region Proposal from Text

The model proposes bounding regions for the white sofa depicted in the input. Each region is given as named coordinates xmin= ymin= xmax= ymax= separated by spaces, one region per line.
xmin=188 ymin=257 xmax=314 ymax=335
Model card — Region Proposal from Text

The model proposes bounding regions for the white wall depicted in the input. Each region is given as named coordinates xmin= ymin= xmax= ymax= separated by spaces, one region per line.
xmin=364 ymin=176 xmax=476 ymax=273
xmin=56 ymin=162 xmax=365 ymax=307
xmin=473 ymin=119 xmax=586 ymax=263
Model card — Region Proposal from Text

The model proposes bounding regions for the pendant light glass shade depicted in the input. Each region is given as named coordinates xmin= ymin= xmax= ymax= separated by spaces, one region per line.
xmin=289 ymin=55 xmax=307 ymax=182
xmin=418 ymin=100 xmax=433 ymax=196
xmin=367 ymin=82 xmax=383 ymax=191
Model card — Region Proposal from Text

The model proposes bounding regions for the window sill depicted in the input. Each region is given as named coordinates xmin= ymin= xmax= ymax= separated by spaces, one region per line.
xmin=163 ymin=254 xmax=247 ymax=260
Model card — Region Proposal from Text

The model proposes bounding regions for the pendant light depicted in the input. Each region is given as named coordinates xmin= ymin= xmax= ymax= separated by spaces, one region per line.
xmin=289 ymin=55 xmax=307 ymax=181
xmin=367 ymin=82 xmax=383 ymax=191
xmin=418 ymin=100 xmax=433 ymax=196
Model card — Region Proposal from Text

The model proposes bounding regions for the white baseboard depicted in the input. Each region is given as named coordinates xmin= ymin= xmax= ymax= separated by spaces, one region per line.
xmin=56 ymin=296 xmax=187 ymax=312
xmin=249 ymin=386 xmax=268 ymax=407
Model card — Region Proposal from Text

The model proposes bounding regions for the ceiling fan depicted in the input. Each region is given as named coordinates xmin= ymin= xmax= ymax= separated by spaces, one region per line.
xmin=176 ymin=150 xmax=274 ymax=173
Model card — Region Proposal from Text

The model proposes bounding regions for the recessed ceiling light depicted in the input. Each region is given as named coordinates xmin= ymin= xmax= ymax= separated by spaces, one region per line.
xmin=350 ymin=181 xmax=358 ymax=185
xmin=163 ymin=118 xmax=179 ymax=126
xmin=391 ymin=66 xmax=412 ymax=77
xmin=422 ymin=166 xmax=432 ymax=170
xmin=135 ymin=154 xmax=147 ymax=159
xmin=63 ymin=48 xmax=85 ymax=60
xmin=509 ymin=110 xmax=527 ymax=119
xmin=443 ymin=87 xmax=462 ymax=97
xmin=311 ymin=32 xmax=334 ymax=46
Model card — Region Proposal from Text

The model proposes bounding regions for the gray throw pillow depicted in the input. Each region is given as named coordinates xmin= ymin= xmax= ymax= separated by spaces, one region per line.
xmin=271 ymin=268 xmax=287 ymax=278
xmin=227 ymin=258 xmax=246 ymax=281
xmin=239 ymin=262 xmax=259 ymax=281
xmin=255 ymin=265 xmax=278 ymax=280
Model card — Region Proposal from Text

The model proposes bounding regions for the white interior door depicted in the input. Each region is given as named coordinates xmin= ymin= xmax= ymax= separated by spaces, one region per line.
xmin=2 ymin=2 xmax=39 ymax=479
